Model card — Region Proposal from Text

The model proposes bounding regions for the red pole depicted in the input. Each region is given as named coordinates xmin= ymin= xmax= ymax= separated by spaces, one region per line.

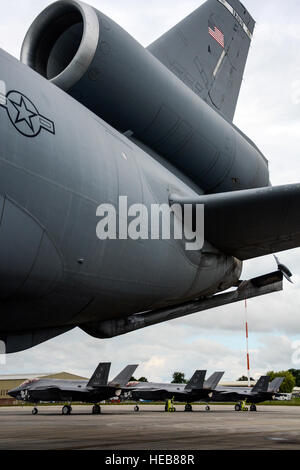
xmin=245 ymin=300 xmax=251 ymax=387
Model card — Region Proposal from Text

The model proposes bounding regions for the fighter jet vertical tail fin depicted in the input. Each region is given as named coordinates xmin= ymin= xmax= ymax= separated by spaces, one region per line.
xmin=87 ymin=362 xmax=111 ymax=388
xmin=185 ymin=370 xmax=207 ymax=390
xmin=204 ymin=372 xmax=225 ymax=390
xmin=268 ymin=377 xmax=284 ymax=393
xmin=252 ymin=376 xmax=270 ymax=393
xmin=148 ymin=0 xmax=255 ymax=121
xmin=109 ymin=365 xmax=139 ymax=388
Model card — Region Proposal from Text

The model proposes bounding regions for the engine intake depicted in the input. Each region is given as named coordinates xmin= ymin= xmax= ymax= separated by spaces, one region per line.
xmin=21 ymin=0 xmax=269 ymax=194
xmin=21 ymin=0 xmax=99 ymax=90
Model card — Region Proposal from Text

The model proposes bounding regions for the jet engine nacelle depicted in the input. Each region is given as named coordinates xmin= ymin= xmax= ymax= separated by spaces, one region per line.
xmin=21 ymin=0 xmax=269 ymax=194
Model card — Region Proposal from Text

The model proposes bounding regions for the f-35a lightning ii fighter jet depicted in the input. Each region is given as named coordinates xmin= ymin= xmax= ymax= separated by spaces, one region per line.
xmin=0 ymin=0 xmax=299 ymax=353
xmin=8 ymin=363 xmax=138 ymax=415
xmin=209 ymin=376 xmax=285 ymax=411
xmin=126 ymin=371 xmax=224 ymax=412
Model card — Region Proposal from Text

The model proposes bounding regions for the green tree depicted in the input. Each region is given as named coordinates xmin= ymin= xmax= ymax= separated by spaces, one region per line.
xmin=171 ymin=372 xmax=187 ymax=384
xmin=288 ymin=369 xmax=300 ymax=387
xmin=129 ymin=376 xmax=148 ymax=382
xmin=267 ymin=371 xmax=296 ymax=393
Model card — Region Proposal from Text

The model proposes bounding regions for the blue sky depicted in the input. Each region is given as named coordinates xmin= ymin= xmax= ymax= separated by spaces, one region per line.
xmin=0 ymin=0 xmax=300 ymax=382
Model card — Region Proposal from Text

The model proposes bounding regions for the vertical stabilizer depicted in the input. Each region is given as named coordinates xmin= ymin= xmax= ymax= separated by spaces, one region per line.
xmin=252 ymin=376 xmax=270 ymax=393
xmin=268 ymin=377 xmax=284 ymax=393
xmin=87 ymin=362 xmax=111 ymax=388
xmin=204 ymin=372 xmax=225 ymax=390
xmin=109 ymin=365 xmax=139 ymax=387
xmin=148 ymin=0 xmax=255 ymax=121
xmin=185 ymin=370 xmax=207 ymax=390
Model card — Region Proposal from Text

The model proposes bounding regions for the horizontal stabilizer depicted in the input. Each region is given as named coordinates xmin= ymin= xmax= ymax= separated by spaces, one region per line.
xmin=170 ymin=184 xmax=300 ymax=260
xmin=185 ymin=370 xmax=206 ymax=390
xmin=252 ymin=376 xmax=270 ymax=393
xmin=109 ymin=365 xmax=139 ymax=388
xmin=204 ymin=371 xmax=224 ymax=390
xmin=87 ymin=363 xmax=111 ymax=388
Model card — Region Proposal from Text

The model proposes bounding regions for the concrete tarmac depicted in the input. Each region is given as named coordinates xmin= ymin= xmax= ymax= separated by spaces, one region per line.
xmin=0 ymin=405 xmax=300 ymax=450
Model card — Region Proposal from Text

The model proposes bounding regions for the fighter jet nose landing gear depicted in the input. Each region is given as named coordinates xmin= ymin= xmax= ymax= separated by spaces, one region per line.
xmin=62 ymin=405 xmax=72 ymax=415
xmin=184 ymin=403 xmax=193 ymax=412
xmin=32 ymin=407 xmax=38 ymax=415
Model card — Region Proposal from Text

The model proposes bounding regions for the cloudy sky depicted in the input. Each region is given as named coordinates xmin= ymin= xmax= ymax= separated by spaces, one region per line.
xmin=0 ymin=0 xmax=300 ymax=382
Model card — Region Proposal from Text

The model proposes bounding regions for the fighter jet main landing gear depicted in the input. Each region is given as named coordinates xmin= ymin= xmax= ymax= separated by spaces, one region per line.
xmin=250 ymin=404 xmax=257 ymax=412
xmin=134 ymin=405 xmax=140 ymax=412
xmin=32 ymin=407 xmax=38 ymax=415
xmin=92 ymin=405 xmax=101 ymax=415
xmin=184 ymin=403 xmax=193 ymax=412
xmin=62 ymin=405 xmax=72 ymax=415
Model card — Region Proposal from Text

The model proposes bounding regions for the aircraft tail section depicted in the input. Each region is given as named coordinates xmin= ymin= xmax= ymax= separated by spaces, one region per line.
xmin=252 ymin=376 xmax=270 ymax=393
xmin=185 ymin=370 xmax=206 ymax=391
xmin=109 ymin=365 xmax=139 ymax=388
xmin=204 ymin=372 xmax=225 ymax=390
xmin=268 ymin=377 xmax=284 ymax=393
xmin=148 ymin=0 xmax=255 ymax=121
xmin=87 ymin=363 xmax=111 ymax=388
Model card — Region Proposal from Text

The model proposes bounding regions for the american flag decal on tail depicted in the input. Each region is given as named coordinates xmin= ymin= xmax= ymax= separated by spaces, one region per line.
xmin=208 ymin=25 xmax=225 ymax=48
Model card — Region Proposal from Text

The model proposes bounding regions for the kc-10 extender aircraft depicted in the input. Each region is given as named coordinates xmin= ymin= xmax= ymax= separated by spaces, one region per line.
xmin=0 ymin=0 xmax=298 ymax=353
xmin=8 ymin=363 xmax=138 ymax=415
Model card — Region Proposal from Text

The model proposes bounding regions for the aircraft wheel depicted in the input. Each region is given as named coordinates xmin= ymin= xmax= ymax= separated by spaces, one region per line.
xmin=134 ymin=406 xmax=139 ymax=412
xmin=92 ymin=405 xmax=101 ymax=415
xmin=250 ymin=405 xmax=257 ymax=412
xmin=32 ymin=408 xmax=38 ymax=415
xmin=185 ymin=404 xmax=193 ymax=412
xmin=235 ymin=404 xmax=242 ymax=412
xmin=62 ymin=405 xmax=71 ymax=416
xmin=205 ymin=406 xmax=211 ymax=412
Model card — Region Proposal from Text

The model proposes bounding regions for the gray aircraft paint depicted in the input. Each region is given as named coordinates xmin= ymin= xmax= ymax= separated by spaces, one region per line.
xmin=8 ymin=363 xmax=138 ymax=405
xmin=0 ymin=0 xmax=298 ymax=353
xmin=210 ymin=376 xmax=285 ymax=404
xmin=126 ymin=371 xmax=224 ymax=403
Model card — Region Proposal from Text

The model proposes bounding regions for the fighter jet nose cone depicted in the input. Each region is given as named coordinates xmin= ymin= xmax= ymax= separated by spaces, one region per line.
xmin=8 ymin=388 xmax=18 ymax=398
xmin=0 ymin=197 xmax=63 ymax=301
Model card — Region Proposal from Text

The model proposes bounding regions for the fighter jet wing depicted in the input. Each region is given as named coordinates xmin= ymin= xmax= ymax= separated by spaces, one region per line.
xmin=170 ymin=183 xmax=300 ymax=260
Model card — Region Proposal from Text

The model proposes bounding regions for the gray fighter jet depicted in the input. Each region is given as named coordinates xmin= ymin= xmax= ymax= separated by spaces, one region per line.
xmin=8 ymin=363 xmax=138 ymax=415
xmin=0 ymin=0 xmax=298 ymax=354
xmin=126 ymin=371 xmax=224 ymax=412
xmin=209 ymin=376 xmax=285 ymax=411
